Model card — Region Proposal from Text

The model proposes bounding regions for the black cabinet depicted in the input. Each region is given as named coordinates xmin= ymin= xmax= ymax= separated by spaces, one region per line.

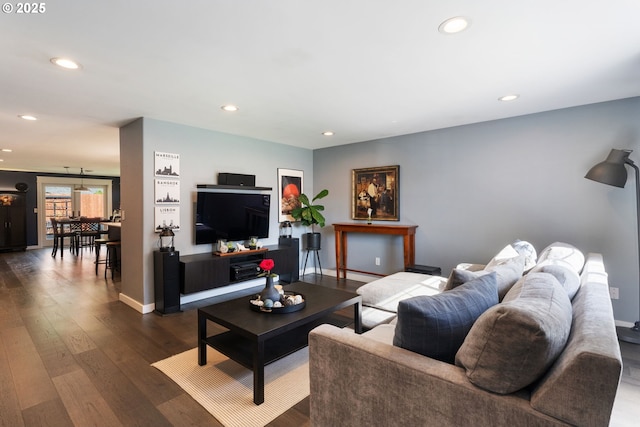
xmin=180 ymin=241 xmax=300 ymax=295
xmin=0 ymin=191 xmax=27 ymax=251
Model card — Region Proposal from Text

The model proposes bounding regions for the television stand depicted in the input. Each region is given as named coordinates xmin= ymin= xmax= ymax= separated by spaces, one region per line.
xmin=180 ymin=238 xmax=299 ymax=294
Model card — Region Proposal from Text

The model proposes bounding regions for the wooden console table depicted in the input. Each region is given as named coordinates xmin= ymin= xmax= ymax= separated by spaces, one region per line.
xmin=333 ymin=223 xmax=418 ymax=278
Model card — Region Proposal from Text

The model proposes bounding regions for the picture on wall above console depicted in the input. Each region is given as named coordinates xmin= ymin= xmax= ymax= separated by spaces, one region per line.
xmin=155 ymin=206 xmax=180 ymax=231
xmin=352 ymin=165 xmax=399 ymax=221
xmin=155 ymin=151 xmax=180 ymax=177
xmin=155 ymin=179 xmax=180 ymax=204
xmin=278 ymin=168 xmax=303 ymax=222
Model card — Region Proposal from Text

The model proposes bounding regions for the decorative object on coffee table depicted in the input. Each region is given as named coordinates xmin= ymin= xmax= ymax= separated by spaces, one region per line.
xmin=259 ymin=259 xmax=280 ymax=302
xmin=250 ymin=292 xmax=306 ymax=313
xmin=586 ymin=148 xmax=640 ymax=344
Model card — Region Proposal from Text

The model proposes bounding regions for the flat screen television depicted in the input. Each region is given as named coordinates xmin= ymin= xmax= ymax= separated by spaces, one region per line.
xmin=195 ymin=192 xmax=270 ymax=244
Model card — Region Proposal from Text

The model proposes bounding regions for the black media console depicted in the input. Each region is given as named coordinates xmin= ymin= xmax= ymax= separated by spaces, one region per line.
xmin=179 ymin=238 xmax=300 ymax=295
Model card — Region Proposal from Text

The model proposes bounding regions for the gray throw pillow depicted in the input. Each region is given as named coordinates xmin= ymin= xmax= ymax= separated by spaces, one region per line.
xmin=445 ymin=255 xmax=524 ymax=301
xmin=393 ymin=272 xmax=498 ymax=364
xmin=534 ymin=242 xmax=585 ymax=274
xmin=535 ymin=264 xmax=581 ymax=300
xmin=455 ymin=272 xmax=572 ymax=394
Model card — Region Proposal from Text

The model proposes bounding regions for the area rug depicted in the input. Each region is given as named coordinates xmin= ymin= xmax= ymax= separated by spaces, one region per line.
xmin=151 ymin=346 xmax=309 ymax=427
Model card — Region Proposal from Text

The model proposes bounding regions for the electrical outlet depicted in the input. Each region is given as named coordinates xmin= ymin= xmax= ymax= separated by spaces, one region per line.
xmin=609 ymin=287 xmax=619 ymax=300
xmin=375 ymin=257 xmax=381 ymax=266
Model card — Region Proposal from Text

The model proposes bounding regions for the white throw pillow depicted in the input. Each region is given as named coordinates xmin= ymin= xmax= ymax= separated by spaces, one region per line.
xmin=532 ymin=242 xmax=585 ymax=275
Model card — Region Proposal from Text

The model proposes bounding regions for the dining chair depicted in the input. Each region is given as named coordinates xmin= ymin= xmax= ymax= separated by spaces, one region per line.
xmin=78 ymin=217 xmax=104 ymax=254
xmin=50 ymin=218 xmax=76 ymax=258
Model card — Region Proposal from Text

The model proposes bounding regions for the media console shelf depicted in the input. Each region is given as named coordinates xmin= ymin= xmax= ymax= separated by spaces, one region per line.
xmin=180 ymin=238 xmax=299 ymax=294
xmin=213 ymin=248 xmax=268 ymax=257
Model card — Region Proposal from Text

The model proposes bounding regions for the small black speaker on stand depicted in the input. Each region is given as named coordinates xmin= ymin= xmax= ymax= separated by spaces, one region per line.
xmin=154 ymin=250 xmax=181 ymax=315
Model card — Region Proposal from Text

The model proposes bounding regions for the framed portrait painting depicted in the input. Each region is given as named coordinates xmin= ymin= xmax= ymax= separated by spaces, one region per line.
xmin=277 ymin=168 xmax=303 ymax=222
xmin=351 ymin=165 xmax=399 ymax=221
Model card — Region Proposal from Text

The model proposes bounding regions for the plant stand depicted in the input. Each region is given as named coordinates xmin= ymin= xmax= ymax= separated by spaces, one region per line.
xmin=302 ymin=248 xmax=322 ymax=276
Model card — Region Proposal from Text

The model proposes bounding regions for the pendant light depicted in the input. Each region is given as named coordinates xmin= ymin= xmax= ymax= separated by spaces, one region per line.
xmin=75 ymin=167 xmax=90 ymax=192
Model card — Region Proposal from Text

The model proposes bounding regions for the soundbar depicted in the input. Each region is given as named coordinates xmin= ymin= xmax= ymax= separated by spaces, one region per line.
xmin=218 ymin=172 xmax=256 ymax=187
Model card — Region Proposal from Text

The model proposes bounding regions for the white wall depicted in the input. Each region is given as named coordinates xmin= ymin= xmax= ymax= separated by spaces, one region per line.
xmin=314 ymin=97 xmax=640 ymax=324
xmin=119 ymin=117 xmax=313 ymax=311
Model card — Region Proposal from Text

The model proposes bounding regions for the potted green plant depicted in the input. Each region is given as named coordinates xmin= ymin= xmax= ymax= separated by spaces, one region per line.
xmin=291 ymin=189 xmax=329 ymax=250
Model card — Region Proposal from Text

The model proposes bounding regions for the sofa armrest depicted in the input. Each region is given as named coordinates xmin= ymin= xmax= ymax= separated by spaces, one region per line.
xmin=530 ymin=253 xmax=622 ymax=427
xmin=309 ymin=324 xmax=568 ymax=427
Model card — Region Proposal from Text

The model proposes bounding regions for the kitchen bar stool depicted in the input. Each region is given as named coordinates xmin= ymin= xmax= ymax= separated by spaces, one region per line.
xmin=105 ymin=241 xmax=121 ymax=279
xmin=94 ymin=238 xmax=111 ymax=275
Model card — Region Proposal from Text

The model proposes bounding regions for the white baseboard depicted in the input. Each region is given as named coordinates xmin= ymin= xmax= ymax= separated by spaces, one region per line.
xmin=119 ymin=292 xmax=154 ymax=314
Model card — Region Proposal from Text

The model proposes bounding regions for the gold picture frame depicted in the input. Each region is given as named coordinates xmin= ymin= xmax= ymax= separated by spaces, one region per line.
xmin=351 ymin=165 xmax=399 ymax=221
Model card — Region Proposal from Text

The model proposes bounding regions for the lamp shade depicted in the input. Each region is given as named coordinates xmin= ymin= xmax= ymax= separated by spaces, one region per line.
xmin=585 ymin=149 xmax=632 ymax=188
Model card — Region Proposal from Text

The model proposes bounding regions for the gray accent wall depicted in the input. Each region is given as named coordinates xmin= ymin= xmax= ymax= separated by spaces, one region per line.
xmin=120 ymin=117 xmax=313 ymax=310
xmin=314 ymin=97 xmax=640 ymax=324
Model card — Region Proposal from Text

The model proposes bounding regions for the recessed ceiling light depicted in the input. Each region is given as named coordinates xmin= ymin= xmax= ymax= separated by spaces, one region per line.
xmin=50 ymin=57 xmax=81 ymax=69
xmin=438 ymin=16 xmax=470 ymax=34
xmin=19 ymin=114 xmax=38 ymax=121
xmin=1 ymin=149 xmax=12 ymax=152
xmin=499 ymin=94 xmax=520 ymax=102
xmin=221 ymin=104 xmax=239 ymax=112
xmin=322 ymin=131 xmax=334 ymax=136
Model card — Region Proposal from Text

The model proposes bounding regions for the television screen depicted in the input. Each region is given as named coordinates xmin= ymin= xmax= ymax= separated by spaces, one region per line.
xmin=195 ymin=192 xmax=270 ymax=244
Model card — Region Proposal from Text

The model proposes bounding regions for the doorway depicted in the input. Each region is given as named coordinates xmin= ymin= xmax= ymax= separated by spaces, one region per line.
xmin=36 ymin=176 xmax=113 ymax=247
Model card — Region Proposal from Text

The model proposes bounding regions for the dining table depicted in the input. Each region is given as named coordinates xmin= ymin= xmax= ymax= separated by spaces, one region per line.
xmin=56 ymin=217 xmax=108 ymax=255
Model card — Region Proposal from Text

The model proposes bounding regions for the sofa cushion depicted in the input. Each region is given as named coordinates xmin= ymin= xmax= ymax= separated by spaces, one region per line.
xmin=445 ymin=255 xmax=524 ymax=300
xmin=455 ymin=272 xmax=572 ymax=394
xmin=356 ymin=272 xmax=445 ymax=312
xmin=484 ymin=243 xmax=521 ymax=270
xmin=393 ymin=272 xmax=498 ymax=364
xmin=532 ymin=242 xmax=585 ymax=274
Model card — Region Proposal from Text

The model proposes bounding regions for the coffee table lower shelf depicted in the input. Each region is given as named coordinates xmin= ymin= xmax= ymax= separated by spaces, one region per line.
xmin=197 ymin=282 xmax=362 ymax=405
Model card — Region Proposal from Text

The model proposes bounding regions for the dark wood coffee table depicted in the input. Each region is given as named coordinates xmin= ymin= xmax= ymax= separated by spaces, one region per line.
xmin=197 ymin=281 xmax=362 ymax=404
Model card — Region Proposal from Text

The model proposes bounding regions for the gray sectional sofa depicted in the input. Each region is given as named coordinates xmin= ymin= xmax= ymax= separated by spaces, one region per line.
xmin=309 ymin=243 xmax=622 ymax=426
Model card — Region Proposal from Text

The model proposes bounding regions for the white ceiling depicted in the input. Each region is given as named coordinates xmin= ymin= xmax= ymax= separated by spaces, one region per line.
xmin=1 ymin=0 xmax=639 ymax=177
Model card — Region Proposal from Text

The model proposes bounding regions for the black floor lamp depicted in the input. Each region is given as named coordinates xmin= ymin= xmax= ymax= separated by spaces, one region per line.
xmin=585 ymin=148 xmax=640 ymax=344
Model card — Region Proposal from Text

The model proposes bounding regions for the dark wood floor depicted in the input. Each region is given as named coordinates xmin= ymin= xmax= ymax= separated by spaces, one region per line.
xmin=1 ymin=248 xmax=638 ymax=426
xmin=0 ymin=247 xmax=363 ymax=427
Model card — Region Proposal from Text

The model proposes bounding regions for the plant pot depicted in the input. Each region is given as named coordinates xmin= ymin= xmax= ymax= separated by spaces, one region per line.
xmin=304 ymin=232 xmax=322 ymax=250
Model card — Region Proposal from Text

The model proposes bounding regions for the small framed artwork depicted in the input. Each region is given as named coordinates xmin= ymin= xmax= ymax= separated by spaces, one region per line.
xmin=155 ymin=179 xmax=180 ymax=204
xmin=155 ymin=206 xmax=180 ymax=231
xmin=155 ymin=151 xmax=180 ymax=177
xmin=351 ymin=165 xmax=399 ymax=221
xmin=277 ymin=168 xmax=303 ymax=222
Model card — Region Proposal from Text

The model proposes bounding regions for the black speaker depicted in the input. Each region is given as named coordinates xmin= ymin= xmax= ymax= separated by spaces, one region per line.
xmin=218 ymin=172 xmax=256 ymax=187
xmin=154 ymin=250 xmax=181 ymax=315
